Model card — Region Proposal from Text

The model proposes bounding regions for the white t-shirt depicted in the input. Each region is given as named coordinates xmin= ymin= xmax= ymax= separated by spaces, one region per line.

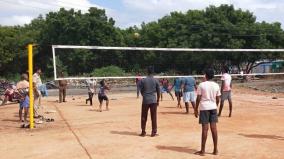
xmin=86 ymin=79 xmax=97 ymax=93
xmin=33 ymin=73 xmax=42 ymax=87
xmin=197 ymin=81 xmax=221 ymax=110
xmin=221 ymin=73 xmax=232 ymax=91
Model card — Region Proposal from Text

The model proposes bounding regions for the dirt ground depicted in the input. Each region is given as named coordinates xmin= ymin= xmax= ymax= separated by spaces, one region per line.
xmin=0 ymin=86 xmax=284 ymax=159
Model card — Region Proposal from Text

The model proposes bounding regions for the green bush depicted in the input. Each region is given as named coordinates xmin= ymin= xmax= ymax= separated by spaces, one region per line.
xmin=91 ymin=66 xmax=125 ymax=77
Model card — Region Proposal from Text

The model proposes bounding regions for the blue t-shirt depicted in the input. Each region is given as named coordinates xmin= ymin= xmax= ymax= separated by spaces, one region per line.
xmin=182 ymin=77 xmax=195 ymax=92
xmin=174 ymin=78 xmax=182 ymax=92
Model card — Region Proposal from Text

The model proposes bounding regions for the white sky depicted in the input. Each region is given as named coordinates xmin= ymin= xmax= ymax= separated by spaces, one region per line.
xmin=0 ymin=0 xmax=284 ymax=28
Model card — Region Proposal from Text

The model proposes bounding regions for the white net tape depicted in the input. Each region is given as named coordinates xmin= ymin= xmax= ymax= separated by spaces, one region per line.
xmin=52 ymin=45 xmax=284 ymax=80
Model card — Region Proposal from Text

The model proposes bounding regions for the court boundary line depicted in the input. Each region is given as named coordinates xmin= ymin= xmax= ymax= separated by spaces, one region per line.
xmin=52 ymin=103 xmax=93 ymax=159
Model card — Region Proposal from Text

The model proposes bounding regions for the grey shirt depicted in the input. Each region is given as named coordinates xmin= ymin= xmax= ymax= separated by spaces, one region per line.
xmin=140 ymin=76 xmax=160 ymax=105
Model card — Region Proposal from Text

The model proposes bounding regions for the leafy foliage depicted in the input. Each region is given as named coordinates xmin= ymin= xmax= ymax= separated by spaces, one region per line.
xmin=0 ymin=5 xmax=284 ymax=79
xmin=91 ymin=65 xmax=125 ymax=77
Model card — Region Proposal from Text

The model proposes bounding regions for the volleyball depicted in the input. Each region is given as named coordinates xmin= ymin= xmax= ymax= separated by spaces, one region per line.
xmin=134 ymin=32 xmax=140 ymax=38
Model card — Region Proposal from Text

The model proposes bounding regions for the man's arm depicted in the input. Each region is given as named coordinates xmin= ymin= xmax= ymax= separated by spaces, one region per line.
xmin=194 ymin=81 xmax=197 ymax=90
xmin=221 ymin=81 xmax=225 ymax=93
xmin=156 ymin=81 xmax=160 ymax=106
xmin=181 ymin=80 xmax=185 ymax=92
xmin=195 ymin=95 xmax=201 ymax=118
xmin=140 ymin=80 xmax=144 ymax=94
xmin=216 ymin=95 xmax=220 ymax=106
xmin=93 ymin=85 xmax=97 ymax=94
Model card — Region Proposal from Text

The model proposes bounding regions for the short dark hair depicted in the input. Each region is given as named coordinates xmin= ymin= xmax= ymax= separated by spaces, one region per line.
xmin=205 ymin=68 xmax=214 ymax=80
xmin=21 ymin=73 xmax=28 ymax=80
xmin=35 ymin=67 xmax=41 ymax=72
xmin=223 ymin=66 xmax=229 ymax=73
xmin=100 ymin=79 xmax=105 ymax=86
xmin=147 ymin=66 xmax=154 ymax=75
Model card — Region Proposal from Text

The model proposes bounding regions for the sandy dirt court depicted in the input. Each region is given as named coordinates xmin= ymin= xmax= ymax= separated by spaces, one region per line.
xmin=0 ymin=86 xmax=284 ymax=159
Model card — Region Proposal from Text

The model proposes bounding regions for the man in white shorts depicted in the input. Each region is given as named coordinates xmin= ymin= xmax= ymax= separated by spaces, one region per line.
xmin=181 ymin=76 xmax=196 ymax=114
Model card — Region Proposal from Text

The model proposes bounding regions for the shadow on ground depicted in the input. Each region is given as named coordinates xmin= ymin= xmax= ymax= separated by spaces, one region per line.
xmin=110 ymin=130 xmax=138 ymax=136
xmin=239 ymin=133 xmax=284 ymax=140
xmin=2 ymin=119 xmax=19 ymax=123
xmin=160 ymin=111 xmax=188 ymax=115
xmin=156 ymin=145 xmax=197 ymax=154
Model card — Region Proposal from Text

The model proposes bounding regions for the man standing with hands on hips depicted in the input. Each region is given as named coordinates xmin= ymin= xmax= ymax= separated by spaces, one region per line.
xmin=139 ymin=66 xmax=160 ymax=137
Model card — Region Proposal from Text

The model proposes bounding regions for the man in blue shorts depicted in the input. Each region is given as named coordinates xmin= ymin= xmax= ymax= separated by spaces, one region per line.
xmin=16 ymin=74 xmax=30 ymax=123
xmin=160 ymin=78 xmax=174 ymax=101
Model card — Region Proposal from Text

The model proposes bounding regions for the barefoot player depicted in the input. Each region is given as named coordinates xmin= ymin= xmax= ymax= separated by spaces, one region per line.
xmin=98 ymin=80 xmax=110 ymax=112
xmin=218 ymin=66 xmax=233 ymax=117
xmin=194 ymin=69 xmax=220 ymax=156
xmin=173 ymin=77 xmax=182 ymax=108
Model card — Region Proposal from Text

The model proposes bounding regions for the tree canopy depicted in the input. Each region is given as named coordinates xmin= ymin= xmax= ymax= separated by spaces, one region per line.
xmin=0 ymin=5 xmax=284 ymax=79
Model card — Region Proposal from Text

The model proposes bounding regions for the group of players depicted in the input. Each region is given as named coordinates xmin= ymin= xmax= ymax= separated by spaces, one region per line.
xmin=137 ymin=66 xmax=232 ymax=156
xmin=12 ymin=65 xmax=232 ymax=155
xmin=136 ymin=66 xmax=232 ymax=117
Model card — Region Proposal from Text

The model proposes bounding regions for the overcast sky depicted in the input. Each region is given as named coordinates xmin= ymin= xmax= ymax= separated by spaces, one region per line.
xmin=0 ymin=0 xmax=284 ymax=28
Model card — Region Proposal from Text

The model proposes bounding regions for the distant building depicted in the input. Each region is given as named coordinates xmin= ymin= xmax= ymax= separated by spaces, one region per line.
xmin=252 ymin=60 xmax=284 ymax=73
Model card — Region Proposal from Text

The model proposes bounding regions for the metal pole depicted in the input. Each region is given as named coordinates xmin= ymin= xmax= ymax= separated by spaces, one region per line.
xmin=28 ymin=44 xmax=34 ymax=129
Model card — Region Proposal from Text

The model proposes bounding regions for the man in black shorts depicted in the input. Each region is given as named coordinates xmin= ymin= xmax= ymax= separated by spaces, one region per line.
xmin=140 ymin=66 xmax=160 ymax=137
xmin=194 ymin=69 xmax=221 ymax=156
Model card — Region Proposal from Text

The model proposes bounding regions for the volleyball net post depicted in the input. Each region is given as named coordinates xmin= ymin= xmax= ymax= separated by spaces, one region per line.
xmin=28 ymin=44 xmax=34 ymax=129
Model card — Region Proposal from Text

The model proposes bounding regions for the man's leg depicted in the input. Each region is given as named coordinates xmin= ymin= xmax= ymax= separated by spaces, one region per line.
xmin=168 ymin=91 xmax=174 ymax=101
xmin=185 ymin=102 xmax=189 ymax=113
xmin=218 ymin=100 xmax=224 ymax=116
xmin=210 ymin=122 xmax=218 ymax=155
xmin=106 ymin=99 xmax=109 ymax=111
xmin=150 ymin=103 xmax=157 ymax=136
xmin=90 ymin=93 xmax=93 ymax=106
xmin=63 ymin=88 xmax=66 ymax=102
xmin=140 ymin=104 xmax=149 ymax=136
xmin=190 ymin=101 xmax=196 ymax=110
xmin=177 ymin=96 xmax=180 ymax=107
xmin=228 ymin=98 xmax=232 ymax=117
xmin=86 ymin=92 xmax=90 ymax=104
xmin=196 ymin=124 xmax=209 ymax=156
xmin=137 ymin=85 xmax=140 ymax=98
xmin=178 ymin=93 xmax=182 ymax=108
xmin=99 ymin=100 xmax=103 ymax=112
xmin=1 ymin=96 xmax=8 ymax=105
xmin=24 ymin=107 xmax=29 ymax=123
xmin=59 ymin=88 xmax=62 ymax=103
xmin=19 ymin=107 xmax=23 ymax=122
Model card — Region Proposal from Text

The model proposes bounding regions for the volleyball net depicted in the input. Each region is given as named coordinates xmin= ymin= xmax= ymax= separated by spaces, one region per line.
xmin=52 ymin=45 xmax=284 ymax=80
